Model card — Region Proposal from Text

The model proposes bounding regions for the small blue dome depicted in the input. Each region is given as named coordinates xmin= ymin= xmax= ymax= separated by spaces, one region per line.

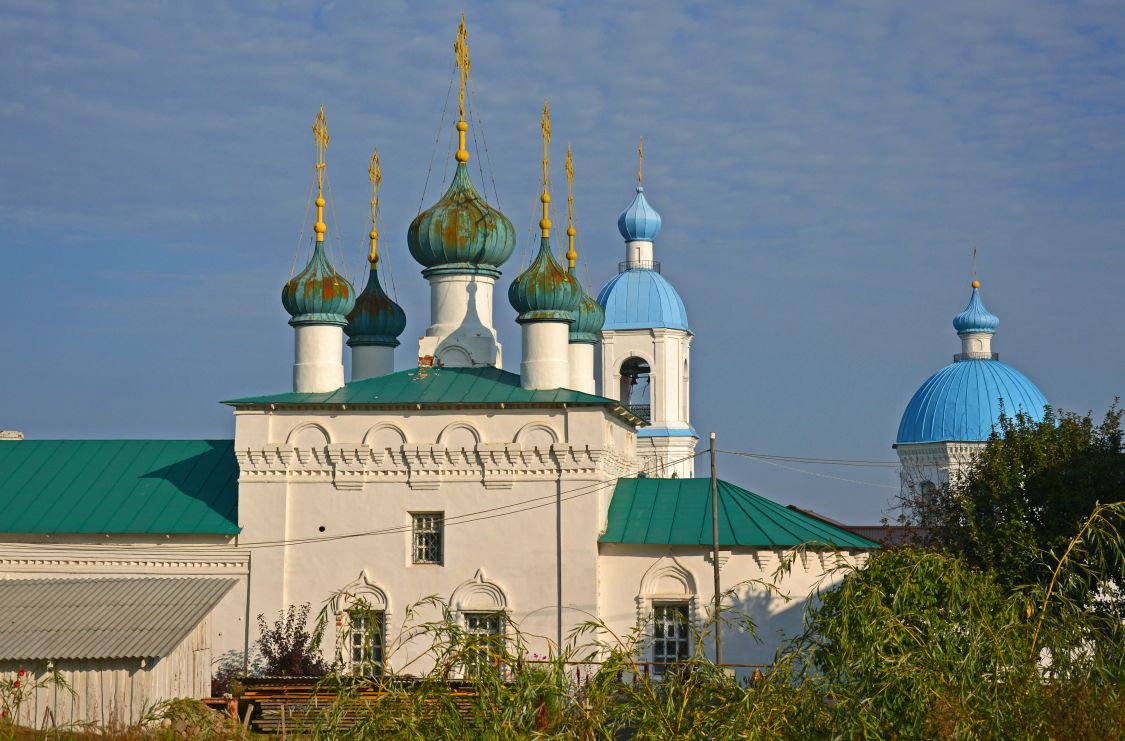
xmin=617 ymin=186 xmax=662 ymax=241
xmin=952 ymin=284 xmax=1000 ymax=334
xmin=896 ymin=360 xmax=1048 ymax=444
xmin=597 ymin=268 xmax=689 ymax=331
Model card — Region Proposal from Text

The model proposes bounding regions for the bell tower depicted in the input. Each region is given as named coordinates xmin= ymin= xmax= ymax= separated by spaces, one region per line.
xmin=597 ymin=140 xmax=696 ymax=478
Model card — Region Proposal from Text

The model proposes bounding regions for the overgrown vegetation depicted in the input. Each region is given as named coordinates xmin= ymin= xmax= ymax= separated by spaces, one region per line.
xmin=900 ymin=401 xmax=1124 ymax=591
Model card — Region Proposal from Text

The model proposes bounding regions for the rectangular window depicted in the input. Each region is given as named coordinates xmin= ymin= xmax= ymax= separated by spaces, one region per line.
xmin=464 ymin=611 xmax=505 ymax=676
xmin=652 ymin=604 xmax=690 ymax=676
xmin=349 ymin=610 xmax=385 ymax=676
xmin=412 ymin=513 xmax=443 ymax=564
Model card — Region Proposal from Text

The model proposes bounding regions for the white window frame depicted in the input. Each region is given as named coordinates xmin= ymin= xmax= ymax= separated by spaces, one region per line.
xmin=463 ymin=610 xmax=506 ymax=676
xmin=411 ymin=512 xmax=444 ymax=565
xmin=348 ymin=608 xmax=386 ymax=677
xmin=650 ymin=602 xmax=692 ymax=677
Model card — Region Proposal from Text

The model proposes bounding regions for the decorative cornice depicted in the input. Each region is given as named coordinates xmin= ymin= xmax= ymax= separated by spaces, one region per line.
xmin=236 ymin=442 xmax=634 ymax=491
xmin=0 ymin=546 xmax=249 ymax=575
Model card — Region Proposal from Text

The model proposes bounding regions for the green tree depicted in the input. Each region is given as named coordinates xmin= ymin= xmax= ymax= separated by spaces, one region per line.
xmin=904 ymin=402 xmax=1123 ymax=590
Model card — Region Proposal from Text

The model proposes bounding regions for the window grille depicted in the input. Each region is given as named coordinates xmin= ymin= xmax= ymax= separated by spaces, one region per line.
xmin=349 ymin=610 xmax=385 ymax=676
xmin=412 ymin=513 xmax=443 ymax=564
xmin=652 ymin=604 xmax=690 ymax=676
xmin=464 ymin=611 xmax=505 ymax=677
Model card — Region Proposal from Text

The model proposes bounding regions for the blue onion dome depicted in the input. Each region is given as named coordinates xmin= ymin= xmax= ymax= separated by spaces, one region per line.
xmin=569 ymin=270 xmax=605 ymax=344
xmin=345 ymin=264 xmax=406 ymax=347
xmin=281 ymin=242 xmax=356 ymax=326
xmin=408 ymin=164 xmax=517 ymax=276
xmin=952 ymin=280 xmax=1000 ymax=334
xmin=597 ymin=269 xmax=689 ymax=331
xmin=617 ymin=186 xmax=662 ymax=241
xmin=508 ymin=237 xmax=581 ymax=323
xmin=896 ymin=360 xmax=1048 ymax=444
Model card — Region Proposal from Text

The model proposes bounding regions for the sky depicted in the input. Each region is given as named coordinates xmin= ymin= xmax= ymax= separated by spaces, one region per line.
xmin=1 ymin=1 xmax=1122 ymax=523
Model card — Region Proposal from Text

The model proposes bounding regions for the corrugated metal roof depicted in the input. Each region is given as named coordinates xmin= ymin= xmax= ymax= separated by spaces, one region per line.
xmin=0 ymin=439 xmax=239 ymax=535
xmin=0 ymin=577 xmax=237 ymax=660
xmin=224 ymin=366 xmax=639 ymax=422
xmin=600 ymin=478 xmax=880 ymax=549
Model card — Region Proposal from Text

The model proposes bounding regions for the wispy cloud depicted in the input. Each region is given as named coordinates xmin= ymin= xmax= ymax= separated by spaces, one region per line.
xmin=1 ymin=0 xmax=1122 ymax=520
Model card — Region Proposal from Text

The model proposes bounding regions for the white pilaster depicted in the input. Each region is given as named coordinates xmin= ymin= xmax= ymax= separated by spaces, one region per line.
xmin=521 ymin=322 xmax=570 ymax=390
xmin=958 ymin=332 xmax=994 ymax=360
xmin=351 ymin=345 xmax=395 ymax=381
xmin=624 ymin=240 xmax=654 ymax=266
xmin=293 ymin=324 xmax=346 ymax=393
xmin=568 ymin=343 xmax=596 ymax=394
xmin=417 ymin=272 xmax=502 ymax=367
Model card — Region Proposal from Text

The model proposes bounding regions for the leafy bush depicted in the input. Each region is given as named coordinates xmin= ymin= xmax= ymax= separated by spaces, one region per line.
xmin=255 ymin=603 xmax=328 ymax=677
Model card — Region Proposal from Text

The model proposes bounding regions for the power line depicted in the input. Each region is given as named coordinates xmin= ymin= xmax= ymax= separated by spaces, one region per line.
xmin=717 ymin=449 xmax=899 ymax=467
xmin=719 ymin=450 xmax=899 ymax=490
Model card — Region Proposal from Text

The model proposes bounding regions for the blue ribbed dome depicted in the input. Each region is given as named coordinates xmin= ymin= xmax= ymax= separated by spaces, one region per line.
xmin=597 ymin=268 xmax=689 ymax=331
xmin=617 ymin=186 xmax=662 ymax=241
xmin=345 ymin=264 xmax=406 ymax=347
xmin=896 ymin=360 xmax=1048 ymax=444
xmin=281 ymin=243 xmax=356 ymax=327
xmin=952 ymin=284 xmax=1000 ymax=334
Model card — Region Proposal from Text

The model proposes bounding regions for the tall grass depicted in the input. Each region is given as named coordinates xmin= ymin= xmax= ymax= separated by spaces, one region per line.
xmin=289 ymin=502 xmax=1125 ymax=740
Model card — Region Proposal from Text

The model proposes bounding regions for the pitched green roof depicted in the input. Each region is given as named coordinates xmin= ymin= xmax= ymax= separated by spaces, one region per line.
xmin=600 ymin=478 xmax=879 ymax=549
xmin=0 ymin=440 xmax=239 ymax=535
xmin=224 ymin=366 xmax=641 ymax=421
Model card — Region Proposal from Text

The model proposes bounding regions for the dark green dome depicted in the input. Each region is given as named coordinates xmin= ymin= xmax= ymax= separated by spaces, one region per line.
xmin=345 ymin=264 xmax=406 ymax=347
xmin=568 ymin=269 xmax=605 ymax=343
xmin=408 ymin=164 xmax=516 ymax=276
xmin=508 ymin=237 xmax=580 ymax=324
xmin=281 ymin=243 xmax=356 ymax=326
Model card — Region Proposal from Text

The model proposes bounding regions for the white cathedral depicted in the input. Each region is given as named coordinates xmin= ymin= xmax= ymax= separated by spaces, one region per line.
xmin=0 ymin=27 xmax=1050 ymax=727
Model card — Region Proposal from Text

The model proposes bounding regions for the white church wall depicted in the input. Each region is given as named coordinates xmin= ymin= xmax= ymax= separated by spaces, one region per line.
xmin=232 ymin=405 xmax=638 ymax=673
xmin=596 ymin=544 xmax=865 ymax=677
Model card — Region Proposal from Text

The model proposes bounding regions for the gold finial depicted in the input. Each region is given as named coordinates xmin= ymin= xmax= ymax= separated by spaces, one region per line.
xmin=454 ymin=14 xmax=471 ymax=164
xmin=637 ymin=135 xmax=644 ymax=186
xmin=312 ymin=106 xmax=330 ymax=242
xmin=972 ymin=279 xmax=981 ymax=289
xmin=565 ymin=144 xmax=577 ymax=269
xmin=539 ymin=99 xmax=552 ymax=237
xmin=368 ymin=148 xmax=382 ymax=266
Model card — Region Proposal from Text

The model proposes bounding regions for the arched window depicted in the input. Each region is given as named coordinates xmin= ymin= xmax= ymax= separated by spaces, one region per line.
xmin=619 ymin=357 xmax=652 ymax=422
xmin=335 ymin=572 xmax=390 ymax=676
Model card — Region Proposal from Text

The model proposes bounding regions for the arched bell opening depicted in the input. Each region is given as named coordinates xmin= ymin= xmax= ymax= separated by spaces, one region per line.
xmin=619 ymin=356 xmax=652 ymax=423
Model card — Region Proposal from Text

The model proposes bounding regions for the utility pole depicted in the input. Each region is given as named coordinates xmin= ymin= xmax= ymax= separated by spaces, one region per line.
xmin=556 ymin=479 xmax=563 ymax=651
xmin=710 ymin=432 xmax=723 ymax=666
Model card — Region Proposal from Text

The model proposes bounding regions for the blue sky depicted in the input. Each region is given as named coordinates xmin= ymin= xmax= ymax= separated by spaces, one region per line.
xmin=1 ymin=1 xmax=1122 ymax=522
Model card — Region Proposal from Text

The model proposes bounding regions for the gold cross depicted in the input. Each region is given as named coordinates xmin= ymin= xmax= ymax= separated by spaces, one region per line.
xmin=455 ymin=14 xmax=470 ymax=120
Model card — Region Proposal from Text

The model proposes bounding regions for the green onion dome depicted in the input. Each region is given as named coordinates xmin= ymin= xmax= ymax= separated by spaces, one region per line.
xmin=408 ymin=164 xmax=516 ymax=276
xmin=568 ymin=268 xmax=605 ymax=343
xmin=281 ymin=242 xmax=356 ymax=326
xmin=345 ymin=264 xmax=406 ymax=347
xmin=508 ymin=237 xmax=581 ymax=324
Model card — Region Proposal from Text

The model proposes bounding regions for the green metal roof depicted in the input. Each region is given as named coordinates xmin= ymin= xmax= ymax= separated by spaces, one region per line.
xmin=225 ymin=366 xmax=641 ymax=421
xmin=600 ymin=478 xmax=880 ymax=549
xmin=0 ymin=440 xmax=240 ymax=535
